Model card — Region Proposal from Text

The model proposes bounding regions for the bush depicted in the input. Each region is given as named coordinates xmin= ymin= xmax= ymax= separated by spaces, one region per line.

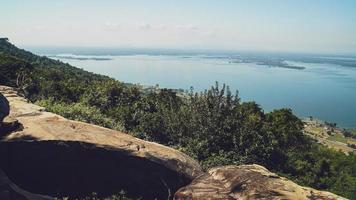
xmin=37 ymin=99 xmax=124 ymax=131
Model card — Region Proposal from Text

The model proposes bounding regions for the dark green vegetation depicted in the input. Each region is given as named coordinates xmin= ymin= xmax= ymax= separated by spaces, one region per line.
xmin=55 ymin=192 xmax=137 ymax=200
xmin=1 ymin=38 xmax=355 ymax=199
xmin=344 ymin=129 xmax=356 ymax=139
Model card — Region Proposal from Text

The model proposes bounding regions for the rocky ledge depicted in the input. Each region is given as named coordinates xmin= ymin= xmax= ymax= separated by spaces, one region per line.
xmin=175 ymin=165 xmax=346 ymax=200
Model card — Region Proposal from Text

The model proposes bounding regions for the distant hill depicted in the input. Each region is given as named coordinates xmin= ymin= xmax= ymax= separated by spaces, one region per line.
xmin=0 ymin=38 xmax=115 ymax=102
xmin=0 ymin=37 xmax=112 ymax=80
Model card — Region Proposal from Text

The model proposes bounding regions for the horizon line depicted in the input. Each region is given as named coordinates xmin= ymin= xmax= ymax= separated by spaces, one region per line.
xmin=21 ymin=44 xmax=356 ymax=57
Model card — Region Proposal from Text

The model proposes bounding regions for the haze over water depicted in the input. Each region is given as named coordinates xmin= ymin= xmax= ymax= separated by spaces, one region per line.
xmin=40 ymin=50 xmax=356 ymax=128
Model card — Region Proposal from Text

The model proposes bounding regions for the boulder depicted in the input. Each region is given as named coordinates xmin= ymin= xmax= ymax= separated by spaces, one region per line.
xmin=0 ymin=92 xmax=9 ymax=122
xmin=0 ymin=85 xmax=203 ymax=199
xmin=0 ymin=87 xmax=21 ymax=136
xmin=174 ymin=164 xmax=346 ymax=200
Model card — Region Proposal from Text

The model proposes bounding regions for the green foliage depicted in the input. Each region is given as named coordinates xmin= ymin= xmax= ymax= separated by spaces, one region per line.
xmin=343 ymin=129 xmax=356 ymax=139
xmin=1 ymin=38 xmax=355 ymax=199
xmin=284 ymin=145 xmax=356 ymax=198
xmin=348 ymin=143 xmax=356 ymax=149
xmin=0 ymin=53 xmax=33 ymax=88
xmin=328 ymin=134 xmax=348 ymax=143
xmin=55 ymin=191 xmax=139 ymax=200
xmin=37 ymin=99 xmax=124 ymax=131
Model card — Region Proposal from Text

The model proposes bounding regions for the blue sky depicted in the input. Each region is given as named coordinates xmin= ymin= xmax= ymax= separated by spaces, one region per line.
xmin=1 ymin=0 xmax=356 ymax=54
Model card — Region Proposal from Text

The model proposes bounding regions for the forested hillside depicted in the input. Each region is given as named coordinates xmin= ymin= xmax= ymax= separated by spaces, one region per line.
xmin=0 ymin=38 xmax=355 ymax=199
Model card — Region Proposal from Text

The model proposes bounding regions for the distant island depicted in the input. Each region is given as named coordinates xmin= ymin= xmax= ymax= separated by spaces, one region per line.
xmin=229 ymin=59 xmax=306 ymax=70
xmin=49 ymin=55 xmax=113 ymax=61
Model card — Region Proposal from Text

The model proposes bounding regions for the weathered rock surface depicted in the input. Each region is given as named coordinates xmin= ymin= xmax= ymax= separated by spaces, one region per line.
xmin=174 ymin=164 xmax=346 ymax=200
xmin=0 ymin=85 xmax=203 ymax=199
xmin=0 ymin=168 xmax=53 ymax=200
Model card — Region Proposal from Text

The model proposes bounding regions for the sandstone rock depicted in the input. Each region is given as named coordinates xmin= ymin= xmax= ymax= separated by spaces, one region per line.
xmin=174 ymin=164 xmax=346 ymax=200
xmin=0 ymin=85 xmax=203 ymax=199
xmin=0 ymin=168 xmax=53 ymax=200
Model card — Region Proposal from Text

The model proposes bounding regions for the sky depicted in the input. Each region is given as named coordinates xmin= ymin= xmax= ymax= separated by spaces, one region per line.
xmin=1 ymin=0 xmax=356 ymax=54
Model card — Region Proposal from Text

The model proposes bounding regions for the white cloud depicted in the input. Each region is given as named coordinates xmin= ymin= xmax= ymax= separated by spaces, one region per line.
xmin=159 ymin=24 xmax=167 ymax=30
xmin=176 ymin=25 xmax=199 ymax=31
xmin=202 ymin=29 xmax=219 ymax=38
xmin=137 ymin=23 xmax=151 ymax=31
xmin=187 ymin=25 xmax=199 ymax=31
xmin=104 ymin=22 xmax=121 ymax=31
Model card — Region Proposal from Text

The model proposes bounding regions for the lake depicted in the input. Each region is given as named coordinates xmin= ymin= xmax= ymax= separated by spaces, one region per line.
xmin=41 ymin=52 xmax=356 ymax=128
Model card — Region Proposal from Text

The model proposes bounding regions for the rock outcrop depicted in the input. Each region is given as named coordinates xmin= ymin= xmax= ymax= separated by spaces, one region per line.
xmin=174 ymin=164 xmax=346 ymax=200
xmin=0 ymin=85 xmax=203 ymax=199
xmin=0 ymin=92 xmax=9 ymax=122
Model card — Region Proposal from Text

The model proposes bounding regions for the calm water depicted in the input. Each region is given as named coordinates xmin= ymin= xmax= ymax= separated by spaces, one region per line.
xmin=50 ymin=54 xmax=356 ymax=128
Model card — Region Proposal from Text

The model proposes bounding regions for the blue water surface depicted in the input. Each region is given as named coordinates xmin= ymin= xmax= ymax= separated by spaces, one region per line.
xmin=46 ymin=53 xmax=356 ymax=128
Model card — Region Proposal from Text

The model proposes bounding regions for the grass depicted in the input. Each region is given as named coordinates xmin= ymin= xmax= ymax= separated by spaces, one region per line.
xmin=306 ymin=126 xmax=323 ymax=135
xmin=309 ymin=127 xmax=323 ymax=133
xmin=328 ymin=134 xmax=348 ymax=143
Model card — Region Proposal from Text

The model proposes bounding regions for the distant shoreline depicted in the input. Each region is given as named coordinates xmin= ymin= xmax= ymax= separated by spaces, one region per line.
xmin=48 ymin=55 xmax=113 ymax=61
